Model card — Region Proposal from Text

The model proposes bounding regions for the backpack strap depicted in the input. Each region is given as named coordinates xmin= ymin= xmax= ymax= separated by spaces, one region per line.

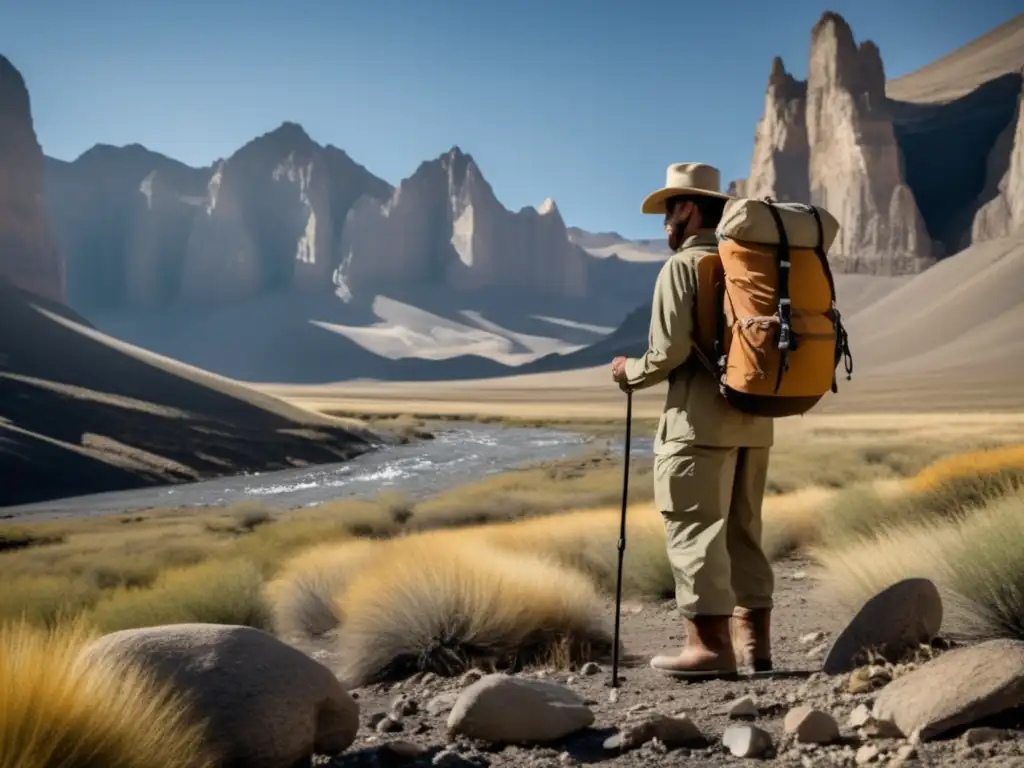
xmin=802 ymin=203 xmax=853 ymax=392
xmin=761 ymin=198 xmax=792 ymax=394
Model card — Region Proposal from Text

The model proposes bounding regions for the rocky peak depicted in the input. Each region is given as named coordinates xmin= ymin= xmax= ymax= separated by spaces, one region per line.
xmin=743 ymin=55 xmax=810 ymax=202
xmin=337 ymin=146 xmax=587 ymax=298
xmin=768 ymin=57 xmax=806 ymax=100
xmin=535 ymin=197 xmax=560 ymax=217
xmin=858 ymin=41 xmax=886 ymax=105
xmin=736 ymin=11 xmax=932 ymax=274
xmin=0 ymin=54 xmax=64 ymax=302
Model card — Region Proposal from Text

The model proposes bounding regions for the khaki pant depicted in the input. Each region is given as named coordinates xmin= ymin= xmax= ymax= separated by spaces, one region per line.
xmin=654 ymin=445 xmax=774 ymax=618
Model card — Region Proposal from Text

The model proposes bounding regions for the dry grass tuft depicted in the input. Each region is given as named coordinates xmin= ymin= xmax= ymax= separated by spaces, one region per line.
xmin=264 ymin=539 xmax=379 ymax=639
xmin=334 ymin=534 xmax=613 ymax=686
xmin=408 ymin=451 xmax=654 ymax=530
xmin=908 ymin=443 xmax=1024 ymax=492
xmin=817 ymin=473 xmax=1022 ymax=548
xmin=470 ymin=506 xmax=674 ymax=599
xmin=0 ymin=619 xmax=214 ymax=768
xmin=813 ymin=488 xmax=1024 ymax=643
xmin=86 ymin=558 xmax=271 ymax=633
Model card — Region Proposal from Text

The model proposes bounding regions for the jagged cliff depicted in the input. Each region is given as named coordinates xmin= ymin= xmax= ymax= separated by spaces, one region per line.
xmin=0 ymin=55 xmax=64 ymax=302
xmin=45 ymin=133 xmax=592 ymax=312
xmin=972 ymin=77 xmax=1024 ymax=241
xmin=733 ymin=12 xmax=1024 ymax=275
xmin=45 ymin=124 xmax=393 ymax=311
xmin=735 ymin=13 xmax=933 ymax=274
xmin=337 ymin=147 xmax=588 ymax=299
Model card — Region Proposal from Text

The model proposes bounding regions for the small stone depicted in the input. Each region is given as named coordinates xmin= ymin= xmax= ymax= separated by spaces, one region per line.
xmin=849 ymin=667 xmax=874 ymax=694
xmin=627 ymin=703 xmax=651 ymax=714
xmin=432 ymin=749 xmax=462 ymax=767
xmin=580 ymin=662 xmax=601 ymax=676
xmin=603 ymin=713 xmax=703 ymax=752
xmin=608 ymin=688 xmax=620 ymax=704
xmin=727 ymin=695 xmax=759 ymax=719
xmin=784 ymin=705 xmax=840 ymax=745
xmin=421 ymin=673 xmax=438 ymax=686
xmin=861 ymin=718 xmax=902 ymax=739
xmin=446 ymin=674 xmax=593 ymax=744
xmin=376 ymin=716 xmax=403 ymax=734
xmin=868 ymin=665 xmax=892 ymax=686
xmin=808 ymin=643 xmax=829 ymax=659
xmin=558 ymin=751 xmax=576 ymax=766
xmin=801 ymin=632 xmax=826 ymax=646
xmin=426 ymin=692 xmax=459 ymax=716
xmin=368 ymin=712 xmax=390 ymax=728
xmin=962 ymin=726 xmax=1008 ymax=745
xmin=459 ymin=669 xmax=484 ymax=687
xmin=722 ymin=725 xmax=773 ymax=758
xmin=895 ymin=744 xmax=916 ymax=761
xmin=791 ymin=571 xmax=808 ymax=581
xmin=565 ymin=675 xmax=577 ymax=685
xmin=849 ymin=704 xmax=873 ymax=728
xmin=855 ymin=744 xmax=880 ymax=764
xmin=390 ymin=695 xmax=419 ymax=718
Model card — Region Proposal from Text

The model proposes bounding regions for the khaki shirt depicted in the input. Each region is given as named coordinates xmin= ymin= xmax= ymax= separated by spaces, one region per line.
xmin=623 ymin=230 xmax=774 ymax=453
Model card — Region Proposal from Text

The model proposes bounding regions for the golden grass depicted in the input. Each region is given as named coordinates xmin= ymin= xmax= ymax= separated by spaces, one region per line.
xmin=86 ymin=558 xmax=271 ymax=633
xmin=0 ymin=620 xmax=213 ymax=768
xmin=813 ymin=487 xmax=1024 ymax=643
xmin=907 ymin=443 xmax=1024 ymax=492
xmin=334 ymin=534 xmax=613 ymax=687
xmin=469 ymin=506 xmax=673 ymax=599
xmin=264 ymin=539 xmax=379 ymax=639
xmin=816 ymin=472 xmax=1023 ymax=549
xmin=5 ymin=420 xmax=1022 ymax=635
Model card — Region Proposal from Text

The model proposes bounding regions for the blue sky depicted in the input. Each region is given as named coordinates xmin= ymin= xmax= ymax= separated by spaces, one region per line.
xmin=2 ymin=0 xmax=1020 ymax=239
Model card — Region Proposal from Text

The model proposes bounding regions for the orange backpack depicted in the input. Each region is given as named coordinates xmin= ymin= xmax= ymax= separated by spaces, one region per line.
xmin=691 ymin=197 xmax=853 ymax=418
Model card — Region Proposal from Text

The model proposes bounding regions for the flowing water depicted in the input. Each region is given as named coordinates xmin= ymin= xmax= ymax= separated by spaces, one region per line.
xmin=1 ymin=423 xmax=654 ymax=522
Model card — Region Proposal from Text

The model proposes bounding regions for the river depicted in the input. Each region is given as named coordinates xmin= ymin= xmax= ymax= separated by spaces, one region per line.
xmin=1 ymin=423 xmax=654 ymax=522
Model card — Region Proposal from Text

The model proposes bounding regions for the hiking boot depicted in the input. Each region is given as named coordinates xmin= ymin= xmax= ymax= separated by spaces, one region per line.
xmin=649 ymin=615 xmax=739 ymax=680
xmin=732 ymin=606 xmax=772 ymax=673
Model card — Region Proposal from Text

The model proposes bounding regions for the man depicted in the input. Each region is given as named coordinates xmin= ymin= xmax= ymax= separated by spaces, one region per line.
xmin=611 ymin=162 xmax=775 ymax=679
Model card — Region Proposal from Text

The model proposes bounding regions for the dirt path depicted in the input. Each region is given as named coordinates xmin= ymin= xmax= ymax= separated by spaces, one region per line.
xmin=315 ymin=556 xmax=1024 ymax=767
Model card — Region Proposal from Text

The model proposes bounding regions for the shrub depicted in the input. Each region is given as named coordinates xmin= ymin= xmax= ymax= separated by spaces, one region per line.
xmin=813 ymin=489 xmax=1024 ymax=644
xmin=473 ymin=505 xmax=674 ymax=599
xmin=941 ymin=491 xmax=1024 ymax=641
xmin=334 ymin=535 xmax=613 ymax=686
xmin=908 ymin=444 xmax=1024 ymax=492
xmin=0 ymin=619 xmax=213 ymax=768
xmin=86 ymin=558 xmax=271 ymax=633
xmin=818 ymin=472 xmax=1022 ymax=548
xmin=264 ymin=539 xmax=379 ymax=639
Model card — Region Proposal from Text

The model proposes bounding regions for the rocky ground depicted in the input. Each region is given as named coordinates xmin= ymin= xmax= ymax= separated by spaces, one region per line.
xmin=301 ymin=556 xmax=1024 ymax=767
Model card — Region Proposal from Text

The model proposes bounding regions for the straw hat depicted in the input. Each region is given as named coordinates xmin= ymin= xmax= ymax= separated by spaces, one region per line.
xmin=641 ymin=162 xmax=732 ymax=214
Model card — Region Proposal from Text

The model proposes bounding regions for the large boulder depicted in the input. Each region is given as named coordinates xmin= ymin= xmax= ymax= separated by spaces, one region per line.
xmin=872 ymin=638 xmax=1024 ymax=741
xmin=79 ymin=623 xmax=359 ymax=767
xmin=823 ymin=577 xmax=943 ymax=674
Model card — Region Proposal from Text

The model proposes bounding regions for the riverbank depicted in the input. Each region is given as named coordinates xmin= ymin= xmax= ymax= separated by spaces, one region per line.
xmin=3 ymin=415 xmax=1023 ymax=631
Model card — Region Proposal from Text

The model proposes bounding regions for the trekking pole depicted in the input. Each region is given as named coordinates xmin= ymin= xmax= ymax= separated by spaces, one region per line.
xmin=611 ymin=386 xmax=632 ymax=688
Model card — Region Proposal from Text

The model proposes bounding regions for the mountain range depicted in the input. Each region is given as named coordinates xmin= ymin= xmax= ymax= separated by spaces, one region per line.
xmin=2 ymin=10 xmax=1023 ymax=387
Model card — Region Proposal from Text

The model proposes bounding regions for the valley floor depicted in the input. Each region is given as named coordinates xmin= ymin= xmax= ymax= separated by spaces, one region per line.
xmin=311 ymin=555 xmax=1024 ymax=767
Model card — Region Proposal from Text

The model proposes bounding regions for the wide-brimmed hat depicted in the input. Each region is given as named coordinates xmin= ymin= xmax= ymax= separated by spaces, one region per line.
xmin=641 ymin=162 xmax=732 ymax=214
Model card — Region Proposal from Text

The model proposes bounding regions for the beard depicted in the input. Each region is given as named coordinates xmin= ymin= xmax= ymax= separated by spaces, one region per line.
xmin=666 ymin=212 xmax=691 ymax=252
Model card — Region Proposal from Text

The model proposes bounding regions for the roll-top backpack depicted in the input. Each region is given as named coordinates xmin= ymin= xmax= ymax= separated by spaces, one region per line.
xmin=689 ymin=197 xmax=854 ymax=418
